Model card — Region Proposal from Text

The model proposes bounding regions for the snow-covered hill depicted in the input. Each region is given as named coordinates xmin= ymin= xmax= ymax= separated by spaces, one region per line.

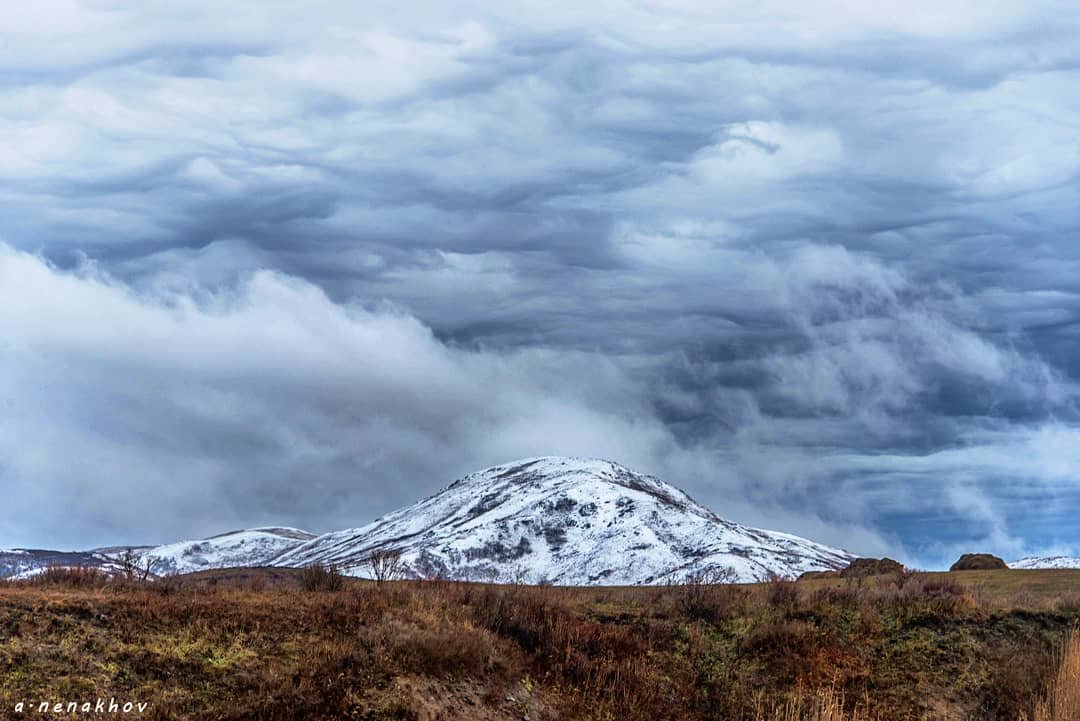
xmin=274 ymin=457 xmax=853 ymax=584
xmin=0 ymin=549 xmax=120 ymax=580
xmin=0 ymin=529 xmax=314 ymax=580
xmin=1010 ymin=556 xmax=1080 ymax=570
xmin=122 ymin=527 xmax=316 ymax=576
xmin=1 ymin=458 xmax=854 ymax=584
xmin=0 ymin=549 xmax=39 ymax=580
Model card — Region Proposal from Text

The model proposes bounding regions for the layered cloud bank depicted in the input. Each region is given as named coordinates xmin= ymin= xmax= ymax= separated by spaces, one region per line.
xmin=0 ymin=247 xmax=686 ymax=548
xmin=1 ymin=246 xmax=1076 ymax=566
xmin=1 ymin=1 xmax=1079 ymax=565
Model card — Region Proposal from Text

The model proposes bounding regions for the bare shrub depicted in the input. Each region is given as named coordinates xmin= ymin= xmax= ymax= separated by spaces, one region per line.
xmin=302 ymin=563 xmax=345 ymax=592
xmin=117 ymin=548 xmax=154 ymax=582
xmin=30 ymin=566 xmax=110 ymax=588
xmin=365 ymin=548 xmax=405 ymax=585
xmin=672 ymin=566 xmax=744 ymax=623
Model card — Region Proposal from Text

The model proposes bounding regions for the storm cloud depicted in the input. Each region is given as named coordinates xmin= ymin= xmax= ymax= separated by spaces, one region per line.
xmin=1 ymin=1 xmax=1079 ymax=566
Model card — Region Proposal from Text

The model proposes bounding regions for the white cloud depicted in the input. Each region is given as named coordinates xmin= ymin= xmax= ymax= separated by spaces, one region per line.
xmin=0 ymin=246 xmax=681 ymax=547
xmin=689 ymin=122 xmax=845 ymax=185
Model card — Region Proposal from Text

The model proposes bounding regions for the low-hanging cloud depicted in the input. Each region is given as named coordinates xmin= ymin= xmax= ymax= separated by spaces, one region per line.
xmin=0 ymin=246 xmax=692 ymax=548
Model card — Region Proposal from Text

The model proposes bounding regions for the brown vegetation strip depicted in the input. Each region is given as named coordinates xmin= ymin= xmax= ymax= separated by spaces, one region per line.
xmin=0 ymin=568 xmax=1077 ymax=720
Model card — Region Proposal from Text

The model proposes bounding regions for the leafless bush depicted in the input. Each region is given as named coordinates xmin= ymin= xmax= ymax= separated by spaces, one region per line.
xmin=117 ymin=548 xmax=154 ymax=582
xmin=365 ymin=548 xmax=405 ymax=585
xmin=30 ymin=565 xmax=110 ymax=588
xmin=302 ymin=563 xmax=345 ymax=592
xmin=673 ymin=566 xmax=744 ymax=622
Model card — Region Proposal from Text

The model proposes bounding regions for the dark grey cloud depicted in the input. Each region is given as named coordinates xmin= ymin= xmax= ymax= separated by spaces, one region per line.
xmin=1 ymin=1 xmax=1079 ymax=567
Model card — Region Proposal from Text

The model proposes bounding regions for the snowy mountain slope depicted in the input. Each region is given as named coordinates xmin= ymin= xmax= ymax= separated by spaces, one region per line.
xmin=274 ymin=457 xmax=854 ymax=584
xmin=0 ymin=459 xmax=853 ymax=584
xmin=0 ymin=549 xmax=122 ymax=579
xmin=0 ymin=549 xmax=29 ymax=578
xmin=124 ymin=527 xmax=316 ymax=576
xmin=0 ymin=529 xmax=316 ymax=580
xmin=1010 ymin=556 xmax=1080 ymax=570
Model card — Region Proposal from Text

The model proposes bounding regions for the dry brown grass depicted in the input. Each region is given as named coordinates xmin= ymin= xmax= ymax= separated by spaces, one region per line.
xmin=1032 ymin=628 xmax=1080 ymax=721
xmin=757 ymin=686 xmax=870 ymax=721
xmin=24 ymin=565 xmax=112 ymax=588
xmin=0 ymin=568 xmax=1077 ymax=720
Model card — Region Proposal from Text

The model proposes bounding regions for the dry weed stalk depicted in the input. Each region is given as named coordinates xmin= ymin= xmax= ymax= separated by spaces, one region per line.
xmin=1033 ymin=628 xmax=1080 ymax=721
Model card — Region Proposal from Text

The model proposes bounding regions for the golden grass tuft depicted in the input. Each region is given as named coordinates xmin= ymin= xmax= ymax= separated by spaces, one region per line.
xmin=759 ymin=686 xmax=869 ymax=721
xmin=1033 ymin=628 xmax=1080 ymax=721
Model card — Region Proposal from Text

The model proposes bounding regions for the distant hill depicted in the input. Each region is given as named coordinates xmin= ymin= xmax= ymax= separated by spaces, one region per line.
xmin=2 ymin=457 xmax=853 ymax=585
xmin=1010 ymin=555 xmax=1080 ymax=570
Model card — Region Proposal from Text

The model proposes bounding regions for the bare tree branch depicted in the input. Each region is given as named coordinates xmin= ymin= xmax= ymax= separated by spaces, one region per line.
xmin=365 ymin=548 xmax=404 ymax=585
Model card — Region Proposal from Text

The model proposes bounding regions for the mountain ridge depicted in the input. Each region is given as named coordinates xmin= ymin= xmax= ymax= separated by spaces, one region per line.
xmin=272 ymin=456 xmax=854 ymax=584
xmin=2 ymin=457 xmax=855 ymax=584
xmin=1009 ymin=555 xmax=1080 ymax=570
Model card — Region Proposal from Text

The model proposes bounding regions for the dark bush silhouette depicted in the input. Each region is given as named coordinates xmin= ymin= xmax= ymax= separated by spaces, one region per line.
xmin=301 ymin=563 xmax=345 ymax=591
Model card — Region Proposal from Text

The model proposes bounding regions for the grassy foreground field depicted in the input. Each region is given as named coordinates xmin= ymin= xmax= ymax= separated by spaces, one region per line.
xmin=0 ymin=568 xmax=1077 ymax=720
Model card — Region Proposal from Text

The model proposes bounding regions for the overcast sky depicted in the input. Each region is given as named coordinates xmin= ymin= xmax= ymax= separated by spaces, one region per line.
xmin=2 ymin=1 xmax=1079 ymax=568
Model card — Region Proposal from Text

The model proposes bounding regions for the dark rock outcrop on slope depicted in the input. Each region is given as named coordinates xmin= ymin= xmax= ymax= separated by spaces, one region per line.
xmin=840 ymin=557 xmax=906 ymax=578
xmin=950 ymin=553 xmax=1008 ymax=571
xmin=798 ymin=570 xmax=841 ymax=581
